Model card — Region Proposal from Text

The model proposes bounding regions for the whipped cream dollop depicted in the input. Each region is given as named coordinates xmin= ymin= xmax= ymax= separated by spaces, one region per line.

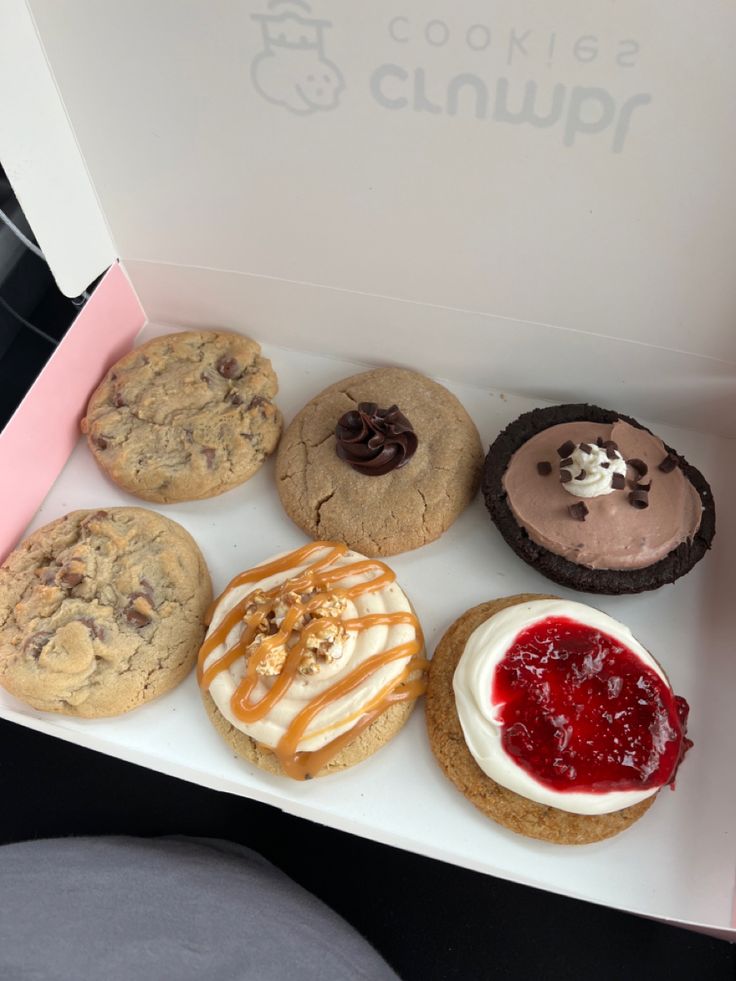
xmin=453 ymin=599 xmax=675 ymax=816
xmin=561 ymin=443 xmax=627 ymax=499
xmin=203 ymin=546 xmax=418 ymax=754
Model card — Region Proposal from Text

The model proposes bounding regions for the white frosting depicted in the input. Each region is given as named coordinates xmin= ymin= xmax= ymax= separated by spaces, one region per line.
xmin=453 ymin=599 xmax=671 ymax=816
xmin=203 ymin=547 xmax=418 ymax=753
xmin=562 ymin=443 xmax=627 ymax=499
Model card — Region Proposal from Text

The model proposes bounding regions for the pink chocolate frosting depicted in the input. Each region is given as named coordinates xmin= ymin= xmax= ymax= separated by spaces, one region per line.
xmin=502 ymin=420 xmax=702 ymax=570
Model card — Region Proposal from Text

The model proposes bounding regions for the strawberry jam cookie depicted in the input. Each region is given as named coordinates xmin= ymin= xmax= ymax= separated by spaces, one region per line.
xmin=482 ymin=403 xmax=715 ymax=593
xmin=81 ymin=330 xmax=282 ymax=503
xmin=198 ymin=541 xmax=427 ymax=779
xmin=276 ymin=368 xmax=483 ymax=556
xmin=0 ymin=508 xmax=212 ymax=717
xmin=427 ymin=595 xmax=692 ymax=844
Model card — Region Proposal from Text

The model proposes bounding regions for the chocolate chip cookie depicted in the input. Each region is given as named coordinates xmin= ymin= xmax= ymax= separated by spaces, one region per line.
xmin=81 ymin=331 xmax=282 ymax=503
xmin=276 ymin=368 xmax=483 ymax=556
xmin=0 ymin=508 xmax=212 ymax=717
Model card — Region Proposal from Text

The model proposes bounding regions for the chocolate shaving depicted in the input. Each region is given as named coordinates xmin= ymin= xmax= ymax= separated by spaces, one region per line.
xmin=606 ymin=447 xmax=619 ymax=460
xmin=579 ymin=443 xmax=592 ymax=454
xmin=636 ymin=480 xmax=653 ymax=492
xmin=559 ymin=469 xmax=572 ymax=484
xmin=611 ymin=473 xmax=626 ymax=490
xmin=600 ymin=461 xmax=610 ymax=469
xmin=568 ymin=502 xmax=589 ymax=521
xmin=559 ymin=457 xmax=573 ymax=468
xmin=574 ymin=470 xmax=587 ymax=481
xmin=557 ymin=440 xmax=575 ymax=458
xmin=629 ymin=489 xmax=649 ymax=509
xmin=603 ymin=440 xmax=618 ymax=451
xmin=658 ymin=453 xmax=678 ymax=473
xmin=596 ymin=437 xmax=604 ymax=447
xmin=536 ymin=461 xmax=552 ymax=476
xmin=628 ymin=458 xmax=648 ymax=477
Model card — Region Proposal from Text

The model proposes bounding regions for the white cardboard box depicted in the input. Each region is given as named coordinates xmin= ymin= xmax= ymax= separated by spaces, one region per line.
xmin=0 ymin=0 xmax=734 ymax=940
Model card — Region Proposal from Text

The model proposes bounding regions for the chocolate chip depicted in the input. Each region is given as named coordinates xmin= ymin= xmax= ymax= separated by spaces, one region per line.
xmin=574 ymin=470 xmax=587 ymax=480
xmin=629 ymin=489 xmax=649 ymax=509
xmin=557 ymin=440 xmax=575 ymax=458
xmin=611 ymin=473 xmax=626 ymax=490
xmin=559 ymin=457 xmax=573 ymax=468
xmin=596 ymin=437 xmax=604 ymax=447
xmin=559 ymin=469 xmax=572 ymax=484
xmin=227 ymin=392 xmax=243 ymax=406
xmin=94 ymin=436 xmax=108 ymax=450
xmin=202 ymin=447 xmax=216 ymax=469
xmin=600 ymin=461 xmax=610 ymax=469
xmin=658 ymin=453 xmax=678 ymax=473
xmin=24 ymin=631 xmax=52 ymax=658
xmin=579 ymin=443 xmax=592 ymax=454
xmin=200 ymin=372 xmax=211 ymax=386
xmin=78 ymin=616 xmax=105 ymax=641
xmin=628 ymin=458 xmax=648 ymax=477
xmin=112 ymin=392 xmax=127 ymax=408
xmin=536 ymin=461 xmax=552 ymax=476
xmin=125 ymin=607 xmax=151 ymax=628
xmin=568 ymin=502 xmax=589 ymax=521
xmin=216 ymin=356 xmax=241 ymax=379
xmin=59 ymin=569 xmax=83 ymax=588
xmin=38 ymin=567 xmax=58 ymax=585
xmin=247 ymin=395 xmax=267 ymax=410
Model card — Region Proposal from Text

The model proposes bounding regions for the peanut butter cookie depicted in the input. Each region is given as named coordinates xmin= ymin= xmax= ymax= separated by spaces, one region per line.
xmin=81 ymin=331 xmax=282 ymax=503
xmin=0 ymin=508 xmax=212 ymax=717
xmin=276 ymin=368 xmax=483 ymax=556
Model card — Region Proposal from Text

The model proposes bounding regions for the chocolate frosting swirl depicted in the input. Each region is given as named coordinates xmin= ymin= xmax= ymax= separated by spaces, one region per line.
xmin=335 ymin=402 xmax=418 ymax=476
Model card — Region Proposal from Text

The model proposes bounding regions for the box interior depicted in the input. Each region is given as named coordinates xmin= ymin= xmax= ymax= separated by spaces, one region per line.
xmin=1 ymin=0 xmax=735 ymax=939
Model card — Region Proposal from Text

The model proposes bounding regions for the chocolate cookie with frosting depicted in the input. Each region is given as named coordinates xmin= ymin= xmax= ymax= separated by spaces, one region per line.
xmin=482 ymin=404 xmax=715 ymax=594
xmin=277 ymin=368 xmax=483 ymax=556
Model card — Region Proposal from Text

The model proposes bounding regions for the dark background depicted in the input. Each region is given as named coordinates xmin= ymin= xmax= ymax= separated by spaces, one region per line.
xmin=1 ymin=166 xmax=733 ymax=980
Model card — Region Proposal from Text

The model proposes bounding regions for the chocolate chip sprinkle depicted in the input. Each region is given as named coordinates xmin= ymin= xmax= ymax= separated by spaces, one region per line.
xmin=579 ymin=443 xmax=592 ymax=454
xmin=658 ymin=453 xmax=678 ymax=473
xmin=537 ymin=461 xmax=552 ymax=476
xmin=559 ymin=469 xmax=572 ymax=484
xmin=611 ymin=473 xmax=626 ymax=490
xmin=575 ymin=470 xmax=587 ymax=481
xmin=628 ymin=458 xmax=648 ymax=477
xmin=559 ymin=457 xmax=573 ymax=468
xmin=568 ymin=502 xmax=589 ymax=521
xmin=557 ymin=440 xmax=575 ymax=458
xmin=629 ymin=489 xmax=649 ymax=509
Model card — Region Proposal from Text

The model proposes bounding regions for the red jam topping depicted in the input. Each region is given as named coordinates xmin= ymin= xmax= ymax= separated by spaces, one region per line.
xmin=493 ymin=616 xmax=691 ymax=794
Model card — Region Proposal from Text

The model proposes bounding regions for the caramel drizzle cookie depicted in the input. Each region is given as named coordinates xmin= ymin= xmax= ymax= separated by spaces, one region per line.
xmin=198 ymin=541 xmax=428 ymax=779
xmin=81 ymin=330 xmax=282 ymax=503
xmin=0 ymin=508 xmax=212 ymax=717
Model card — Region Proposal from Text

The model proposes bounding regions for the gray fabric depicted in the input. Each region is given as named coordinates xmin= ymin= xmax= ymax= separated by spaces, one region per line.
xmin=0 ymin=836 xmax=399 ymax=981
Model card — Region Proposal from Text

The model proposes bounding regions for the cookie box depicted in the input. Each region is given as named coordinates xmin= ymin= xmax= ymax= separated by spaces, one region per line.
xmin=1 ymin=0 xmax=735 ymax=941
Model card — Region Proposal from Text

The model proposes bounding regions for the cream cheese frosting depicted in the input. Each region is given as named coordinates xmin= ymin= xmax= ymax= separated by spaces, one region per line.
xmin=202 ymin=545 xmax=419 ymax=754
xmin=502 ymin=420 xmax=702 ymax=570
xmin=453 ymin=599 xmax=673 ymax=816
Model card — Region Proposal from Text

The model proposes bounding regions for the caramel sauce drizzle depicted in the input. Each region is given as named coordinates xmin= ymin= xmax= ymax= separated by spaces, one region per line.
xmin=198 ymin=542 xmax=427 ymax=780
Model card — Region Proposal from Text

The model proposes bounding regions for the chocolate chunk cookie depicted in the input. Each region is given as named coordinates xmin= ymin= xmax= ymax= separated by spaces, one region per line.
xmin=81 ymin=331 xmax=282 ymax=503
xmin=0 ymin=508 xmax=212 ymax=717
xmin=426 ymin=596 xmax=656 ymax=844
xmin=276 ymin=368 xmax=483 ymax=556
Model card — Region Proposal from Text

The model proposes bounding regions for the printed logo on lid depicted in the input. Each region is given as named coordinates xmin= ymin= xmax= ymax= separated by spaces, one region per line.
xmin=251 ymin=0 xmax=345 ymax=115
